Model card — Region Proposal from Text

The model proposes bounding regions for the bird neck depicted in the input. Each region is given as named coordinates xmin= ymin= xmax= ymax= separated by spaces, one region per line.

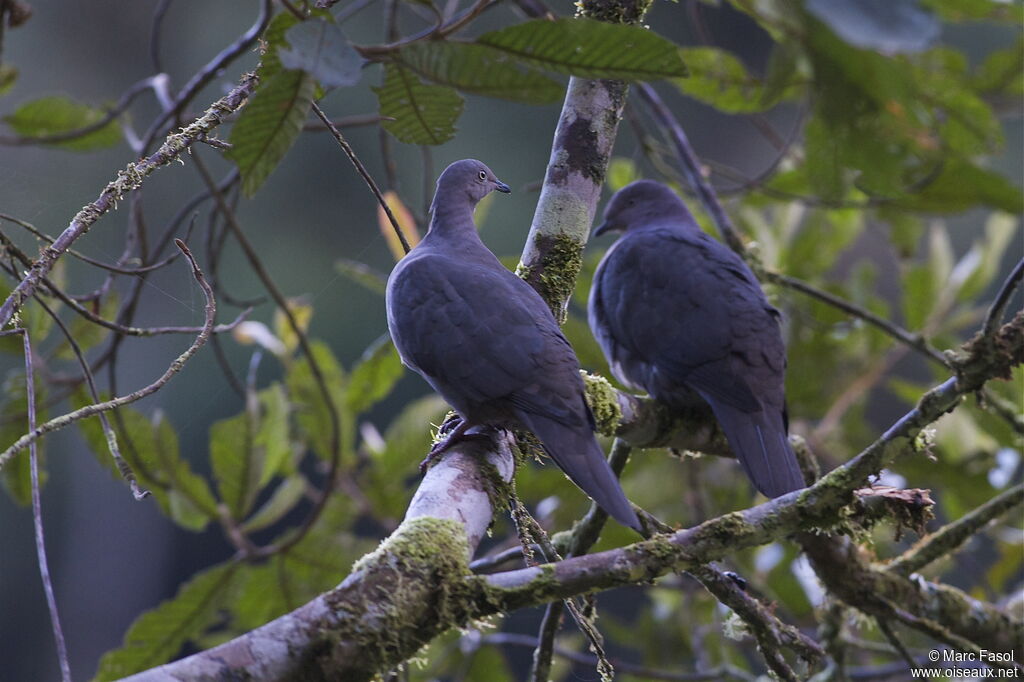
xmin=427 ymin=198 xmax=481 ymax=240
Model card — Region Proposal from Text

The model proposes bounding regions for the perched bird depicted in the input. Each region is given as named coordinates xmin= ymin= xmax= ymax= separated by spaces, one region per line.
xmin=385 ymin=159 xmax=641 ymax=531
xmin=587 ymin=180 xmax=804 ymax=498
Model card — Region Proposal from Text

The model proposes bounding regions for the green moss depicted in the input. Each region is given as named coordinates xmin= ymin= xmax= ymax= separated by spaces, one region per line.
xmin=532 ymin=232 xmax=586 ymax=322
xmin=326 ymin=517 xmax=474 ymax=677
xmin=581 ymin=371 xmax=622 ymax=435
xmin=577 ymin=0 xmax=654 ymax=24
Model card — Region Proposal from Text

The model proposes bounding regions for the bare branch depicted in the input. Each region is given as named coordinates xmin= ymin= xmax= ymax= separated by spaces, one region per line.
xmin=311 ymin=102 xmax=409 ymax=254
xmin=0 ymin=241 xmax=216 ymax=471
xmin=0 ymin=71 xmax=258 ymax=330
xmin=0 ymin=328 xmax=71 ymax=682
xmin=888 ymin=482 xmax=1024 ymax=576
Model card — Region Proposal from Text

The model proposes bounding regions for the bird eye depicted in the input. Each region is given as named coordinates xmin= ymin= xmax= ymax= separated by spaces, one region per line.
xmin=478 ymin=170 xmax=487 ymax=181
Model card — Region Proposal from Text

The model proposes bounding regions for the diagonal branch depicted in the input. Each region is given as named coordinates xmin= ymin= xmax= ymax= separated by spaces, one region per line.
xmin=0 ymin=241 xmax=216 ymax=470
xmin=0 ymin=72 xmax=257 ymax=330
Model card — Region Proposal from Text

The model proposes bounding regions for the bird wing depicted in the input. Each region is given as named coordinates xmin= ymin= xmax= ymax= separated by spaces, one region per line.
xmin=388 ymin=251 xmax=585 ymax=426
xmin=590 ymin=227 xmax=784 ymax=413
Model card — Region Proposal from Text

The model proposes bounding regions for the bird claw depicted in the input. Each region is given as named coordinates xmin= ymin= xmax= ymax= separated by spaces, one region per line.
xmin=419 ymin=419 xmax=492 ymax=473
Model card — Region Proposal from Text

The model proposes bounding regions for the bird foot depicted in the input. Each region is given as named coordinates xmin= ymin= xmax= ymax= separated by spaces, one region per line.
xmin=419 ymin=419 xmax=491 ymax=472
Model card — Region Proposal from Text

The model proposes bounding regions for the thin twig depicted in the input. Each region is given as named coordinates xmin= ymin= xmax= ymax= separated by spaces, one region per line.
xmin=0 ymin=240 xmax=216 ymax=470
xmin=0 ymin=75 xmax=166 ymax=147
xmin=636 ymin=83 xmax=745 ymax=253
xmin=485 ymin=633 xmax=754 ymax=681
xmin=983 ymin=257 xmax=1024 ymax=338
xmin=189 ymin=153 xmax=343 ymax=558
xmin=34 ymin=295 xmax=148 ymax=499
xmin=138 ymin=0 xmax=271 ymax=153
xmin=311 ymin=102 xmax=410 ymax=254
xmin=0 ymin=71 xmax=258 ymax=330
xmin=530 ymin=439 xmax=633 ymax=681
xmin=0 ymin=328 xmax=72 ymax=682
xmin=888 ymin=482 xmax=1023 ymax=576
xmin=875 ymin=619 xmax=923 ymax=680
xmin=767 ymin=271 xmax=950 ymax=366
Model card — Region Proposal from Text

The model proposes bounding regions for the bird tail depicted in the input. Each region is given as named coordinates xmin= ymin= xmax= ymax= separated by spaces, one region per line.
xmin=700 ymin=396 xmax=805 ymax=498
xmin=517 ymin=412 xmax=641 ymax=532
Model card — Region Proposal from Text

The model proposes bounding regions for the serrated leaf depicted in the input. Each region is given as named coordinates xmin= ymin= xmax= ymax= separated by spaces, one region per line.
xmin=280 ymin=19 xmax=363 ymax=88
xmin=396 ymin=42 xmax=563 ymax=104
xmin=335 ymin=258 xmax=387 ymax=295
xmin=374 ymin=63 xmax=463 ymax=145
xmin=94 ymin=563 xmax=241 ymax=680
xmin=210 ymin=411 xmax=257 ymax=520
xmin=227 ymin=69 xmax=315 ymax=197
xmin=807 ymin=0 xmax=940 ymax=55
xmin=3 ymin=95 xmax=120 ymax=150
xmin=345 ymin=335 xmax=404 ymax=414
xmin=153 ymin=413 xmax=217 ymax=530
xmin=673 ymin=47 xmax=791 ymax=113
xmin=0 ymin=64 xmax=17 ymax=96
xmin=241 ymin=474 xmax=307 ymax=533
xmin=477 ymin=18 xmax=687 ymax=80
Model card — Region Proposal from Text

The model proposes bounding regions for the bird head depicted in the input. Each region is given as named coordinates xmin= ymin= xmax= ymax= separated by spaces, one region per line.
xmin=593 ymin=179 xmax=692 ymax=237
xmin=431 ymin=159 xmax=511 ymax=215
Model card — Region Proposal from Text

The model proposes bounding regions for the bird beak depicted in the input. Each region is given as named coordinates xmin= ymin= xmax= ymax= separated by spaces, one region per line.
xmin=592 ymin=220 xmax=612 ymax=237
xmin=494 ymin=180 xmax=511 ymax=194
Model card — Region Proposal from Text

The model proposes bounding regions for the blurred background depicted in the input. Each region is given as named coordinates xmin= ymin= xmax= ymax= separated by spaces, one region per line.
xmin=0 ymin=1 xmax=1020 ymax=680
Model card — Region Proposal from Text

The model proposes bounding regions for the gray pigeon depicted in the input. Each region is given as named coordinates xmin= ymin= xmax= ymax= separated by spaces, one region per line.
xmin=587 ymin=180 xmax=804 ymax=498
xmin=385 ymin=159 xmax=640 ymax=531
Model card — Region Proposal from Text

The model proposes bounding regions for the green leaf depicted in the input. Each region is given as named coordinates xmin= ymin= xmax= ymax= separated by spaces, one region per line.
xmin=241 ymin=474 xmax=307 ymax=533
xmin=806 ymin=0 xmax=940 ymax=55
xmin=0 ymin=372 xmax=44 ymax=505
xmin=280 ymin=19 xmax=363 ymax=88
xmin=973 ymin=38 xmax=1023 ymax=96
xmin=153 ymin=413 xmax=218 ymax=530
xmin=285 ymin=340 xmax=346 ymax=461
xmin=673 ymin=47 xmax=791 ymax=113
xmin=365 ymin=394 xmax=448 ymax=516
xmin=55 ymin=291 xmax=118 ymax=359
xmin=892 ymin=160 xmax=1024 ymax=213
xmin=0 ymin=64 xmax=17 ymax=96
xmin=957 ymin=212 xmax=1018 ymax=301
xmin=94 ymin=563 xmax=241 ymax=680
xmin=374 ymin=63 xmax=463 ymax=145
xmin=477 ymin=18 xmax=687 ymax=80
xmin=335 ymin=258 xmax=387 ymax=295
xmin=255 ymin=383 xmax=292 ymax=486
xmin=4 ymin=95 xmax=120 ymax=150
xmin=256 ymin=11 xmax=304 ymax=82
xmin=395 ymin=42 xmax=563 ymax=104
xmin=227 ymin=69 xmax=315 ymax=197
xmin=345 ymin=335 xmax=404 ymax=414
xmin=210 ymin=411 xmax=257 ymax=520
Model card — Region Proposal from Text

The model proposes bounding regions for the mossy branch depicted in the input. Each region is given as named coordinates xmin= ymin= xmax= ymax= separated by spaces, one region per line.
xmin=515 ymin=0 xmax=651 ymax=320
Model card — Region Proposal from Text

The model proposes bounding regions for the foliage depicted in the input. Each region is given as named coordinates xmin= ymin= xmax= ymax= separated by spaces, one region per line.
xmin=0 ymin=0 xmax=1020 ymax=680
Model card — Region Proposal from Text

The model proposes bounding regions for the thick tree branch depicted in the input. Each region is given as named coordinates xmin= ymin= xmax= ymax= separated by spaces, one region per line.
xmin=122 ymin=435 xmax=516 ymax=682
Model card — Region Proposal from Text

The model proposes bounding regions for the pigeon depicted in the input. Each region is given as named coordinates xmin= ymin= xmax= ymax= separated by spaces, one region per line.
xmin=385 ymin=159 xmax=641 ymax=531
xmin=587 ymin=180 xmax=804 ymax=498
